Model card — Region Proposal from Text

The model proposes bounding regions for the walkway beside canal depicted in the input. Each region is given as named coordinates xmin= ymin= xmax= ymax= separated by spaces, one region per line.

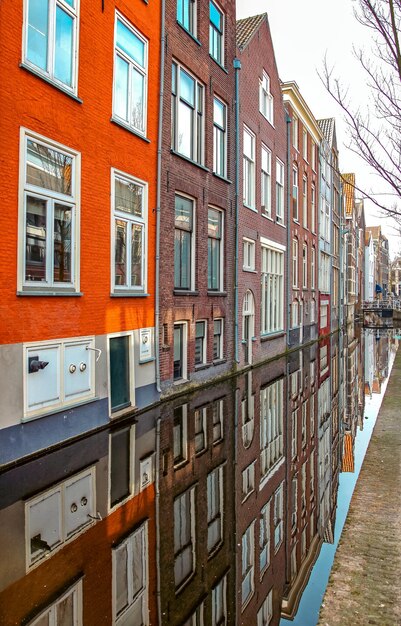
xmin=318 ymin=347 xmax=401 ymax=626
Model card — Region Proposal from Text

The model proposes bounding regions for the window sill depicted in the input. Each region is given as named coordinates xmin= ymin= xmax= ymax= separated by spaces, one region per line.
xmin=209 ymin=55 xmax=228 ymax=74
xmin=212 ymin=358 xmax=226 ymax=366
xmin=194 ymin=362 xmax=211 ymax=372
xmin=242 ymin=268 xmax=257 ymax=273
xmin=139 ymin=357 xmax=155 ymax=364
xmin=17 ymin=290 xmax=83 ymax=297
xmin=262 ymin=213 xmax=274 ymax=221
xmin=176 ymin=21 xmax=201 ymax=45
xmin=212 ymin=172 xmax=232 ymax=184
xmin=276 ymin=221 xmax=286 ymax=229
xmin=207 ymin=290 xmax=227 ymax=296
xmin=173 ymin=289 xmax=199 ymax=296
xmin=259 ymin=112 xmax=275 ymax=128
xmin=110 ymin=117 xmax=150 ymax=142
xmin=170 ymin=149 xmax=209 ymax=172
xmin=244 ymin=204 xmax=258 ymax=213
xmin=20 ymin=63 xmax=82 ymax=103
xmin=111 ymin=292 xmax=150 ymax=297
xmin=260 ymin=331 xmax=285 ymax=342
xmin=22 ymin=395 xmax=99 ymax=422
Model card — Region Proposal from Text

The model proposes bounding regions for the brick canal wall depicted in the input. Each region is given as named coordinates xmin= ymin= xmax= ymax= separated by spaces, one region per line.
xmin=318 ymin=346 xmax=401 ymax=626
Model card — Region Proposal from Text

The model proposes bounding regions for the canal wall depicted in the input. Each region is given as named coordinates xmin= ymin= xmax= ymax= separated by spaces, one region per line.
xmin=318 ymin=346 xmax=401 ymax=626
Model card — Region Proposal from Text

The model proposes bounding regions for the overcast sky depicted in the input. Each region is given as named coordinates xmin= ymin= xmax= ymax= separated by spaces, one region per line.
xmin=236 ymin=0 xmax=399 ymax=254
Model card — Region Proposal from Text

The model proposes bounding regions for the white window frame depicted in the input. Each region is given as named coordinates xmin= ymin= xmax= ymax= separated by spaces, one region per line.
xmin=207 ymin=464 xmax=224 ymax=554
xmin=292 ymin=115 xmax=298 ymax=150
xmin=302 ymin=244 xmax=308 ymax=289
xmin=241 ymin=521 xmax=255 ymax=606
xmin=209 ymin=0 xmax=225 ymax=66
xmin=194 ymin=406 xmax=207 ymax=453
xmin=177 ymin=0 xmax=197 ymax=36
xmin=174 ymin=485 xmax=196 ymax=590
xmin=195 ymin=320 xmax=207 ymax=366
xmin=259 ymin=502 xmax=271 ymax=577
xmin=213 ymin=96 xmax=227 ymax=178
xmin=172 ymin=61 xmax=204 ymax=164
xmin=212 ymin=398 xmax=224 ymax=443
xmin=261 ymin=144 xmax=272 ymax=217
xmin=275 ymin=158 xmax=284 ymax=224
xmin=259 ymin=71 xmax=274 ymax=124
xmin=243 ymin=126 xmax=256 ymax=209
xmin=27 ymin=579 xmax=83 ymax=625
xmin=173 ymin=320 xmax=188 ymax=381
xmin=273 ymin=483 xmax=284 ymax=551
xmin=113 ymin=12 xmax=148 ymax=136
xmin=212 ymin=575 xmax=227 ymax=626
xmin=292 ymin=238 xmax=298 ymax=288
xmin=108 ymin=424 xmax=136 ymax=511
xmin=213 ymin=318 xmax=224 ymax=361
xmin=242 ymin=461 xmax=255 ymax=501
xmin=311 ymin=247 xmax=316 ymax=290
xmin=311 ymin=183 xmax=316 ymax=233
xmin=302 ymin=175 xmax=308 ymax=228
xmin=19 ymin=128 xmax=80 ymax=293
xmin=260 ymin=379 xmax=284 ymax=482
xmin=292 ymin=300 xmax=299 ymax=328
xmin=23 ymin=0 xmax=80 ymax=94
xmin=243 ymin=237 xmax=256 ymax=271
xmin=107 ymin=330 xmax=135 ymax=415
xmin=261 ymin=241 xmax=285 ymax=335
xmin=174 ymin=193 xmax=195 ymax=291
xmin=257 ymin=588 xmax=273 ymax=626
xmin=173 ymin=403 xmax=189 ymax=466
xmin=302 ymin=129 xmax=308 ymax=160
xmin=292 ymin=166 xmax=299 ymax=221
xmin=311 ymin=141 xmax=316 ymax=171
xmin=111 ymin=168 xmax=147 ymax=293
xmin=208 ymin=207 xmax=224 ymax=291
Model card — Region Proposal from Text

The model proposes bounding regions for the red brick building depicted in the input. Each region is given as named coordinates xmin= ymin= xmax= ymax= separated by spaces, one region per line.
xmin=236 ymin=14 xmax=288 ymax=368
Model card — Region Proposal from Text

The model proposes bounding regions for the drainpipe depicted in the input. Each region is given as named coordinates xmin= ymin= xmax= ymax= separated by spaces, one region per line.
xmin=285 ymin=111 xmax=291 ymax=348
xmin=155 ymin=0 xmax=166 ymax=394
xmin=234 ymin=58 xmax=241 ymax=363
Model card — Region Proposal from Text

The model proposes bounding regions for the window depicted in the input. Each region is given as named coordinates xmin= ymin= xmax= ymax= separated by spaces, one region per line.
xmin=113 ymin=14 xmax=148 ymax=135
xmin=261 ymin=145 xmax=272 ymax=217
xmin=173 ymin=404 xmax=188 ymax=465
xmin=172 ymin=62 xmax=204 ymax=163
xmin=321 ymin=305 xmax=328 ymax=330
xmin=259 ymin=71 xmax=273 ymax=124
xmin=212 ymin=399 xmax=224 ymax=442
xmin=28 ymin=580 xmax=83 ymax=626
xmin=302 ymin=176 xmax=307 ymax=228
xmin=320 ymin=344 xmax=328 ymax=373
xmin=275 ymin=159 xmax=284 ymax=223
xmin=212 ymin=576 xmax=227 ymax=626
xmin=302 ymin=245 xmax=308 ymax=288
xmin=177 ymin=0 xmax=196 ymax=35
xmin=311 ymin=247 xmax=316 ymax=289
xmin=208 ymin=208 xmax=223 ymax=290
xmin=174 ymin=487 xmax=196 ymax=588
xmin=291 ymin=478 xmax=298 ymax=530
xmin=242 ymin=462 xmax=255 ymax=500
xmin=209 ymin=1 xmax=224 ymax=65
xmin=109 ymin=333 xmax=134 ymax=413
xmin=301 ymin=403 xmax=307 ymax=448
xmin=175 ymin=194 xmax=194 ymax=290
xmin=112 ymin=170 xmax=147 ymax=292
xmin=194 ymin=407 xmax=207 ymax=453
xmin=292 ymin=239 xmax=298 ymax=288
xmin=243 ymin=238 xmax=256 ymax=271
xmin=213 ymin=319 xmax=223 ymax=361
xmin=291 ymin=300 xmax=299 ymax=328
xmin=259 ymin=503 xmax=270 ymax=575
xmin=21 ymin=130 xmax=79 ymax=292
xmin=292 ymin=115 xmax=298 ymax=149
xmin=184 ymin=604 xmax=204 ymax=626
xmin=174 ymin=322 xmax=188 ymax=380
xmin=243 ymin=126 xmax=255 ymax=208
xmin=110 ymin=426 xmax=134 ymax=508
xmin=292 ymin=166 xmax=298 ymax=221
xmin=291 ymin=409 xmax=298 ymax=458
xmin=261 ymin=243 xmax=284 ymax=334
xmin=207 ymin=465 xmax=224 ymax=552
xmin=242 ymin=522 xmax=255 ymax=605
xmin=24 ymin=0 xmax=79 ymax=92
xmin=273 ymin=483 xmax=284 ymax=550
xmin=310 ymin=298 xmax=316 ymax=323
xmin=113 ymin=523 xmax=148 ymax=625
xmin=302 ymin=129 xmax=308 ymax=160
xmin=257 ymin=589 xmax=273 ymax=626
xmin=195 ymin=321 xmax=207 ymax=365
xmin=260 ymin=380 xmax=284 ymax=479
xmin=311 ymin=184 xmax=316 ymax=233
xmin=311 ymin=141 xmax=316 ymax=170
xmin=213 ymin=97 xmax=227 ymax=177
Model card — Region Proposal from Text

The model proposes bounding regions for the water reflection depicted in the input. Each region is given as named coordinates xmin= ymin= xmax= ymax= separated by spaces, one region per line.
xmin=0 ymin=328 xmax=396 ymax=625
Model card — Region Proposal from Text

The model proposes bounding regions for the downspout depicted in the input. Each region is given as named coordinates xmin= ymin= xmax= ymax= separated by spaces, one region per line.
xmin=234 ymin=58 xmax=241 ymax=363
xmin=155 ymin=0 xmax=166 ymax=394
xmin=285 ymin=111 xmax=291 ymax=347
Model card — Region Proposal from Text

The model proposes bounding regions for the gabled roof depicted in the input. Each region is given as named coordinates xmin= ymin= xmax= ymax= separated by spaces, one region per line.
xmin=342 ymin=173 xmax=355 ymax=217
xmin=318 ymin=118 xmax=335 ymax=145
xmin=236 ymin=13 xmax=267 ymax=51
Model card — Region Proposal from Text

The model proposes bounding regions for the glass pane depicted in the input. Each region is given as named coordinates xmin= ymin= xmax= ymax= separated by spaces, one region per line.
xmin=131 ymin=223 xmax=143 ymax=287
xmin=110 ymin=336 xmax=130 ymax=411
xmin=115 ymin=55 xmax=129 ymax=121
xmin=115 ymin=219 xmax=127 ymax=286
xmin=115 ymin=177 xmax=143 ymax=217
xmin=26 ymin=196 xmax=47 ymax=282
xmin=175 ymin=195 xmax=192 ymax=229
xmin=131 ymin=68 xmax=145 ymax=131
xmin=132 ymin=530 xmax=144 ymax=596
xmin=56 ymin=591 xmax=74 ymax=626
xmin=53 ymin=203 xmax=72 ymax=283
xmin=214 ymin=319 xmax=221 ymax=334
xmin=178 ymin=101 xmax=193 ymax=158
xmin=27 ymin=0 xmax=49 ymax=71
xmin=195 ymin=322 xmax=204 ymax=339
xmin=27 ymin=140 xmax=72 ymax=195
xmin=213 ymin=98 xmax=224 ymax=127
xmin=208 ymin=209 xmax=220 ymax=238
xmin=54 ymin=7 xmax=73 ymax=86
xmin=116 ymin=19 xmax=145 ymax=67
xmin=115 ymin=544 xmax=129 ymax=615
xmin=31 ymin=613 xmax=50 ymax=626
xmin=110 ymin=428 xmax=130 ymax=507
xmin=179 ymin=69 xmax=195 ymax=106
xmin=173 ymin=326 xmax=183 ymax=379
xmin=210 ymin=1 xmax=221 ymax=29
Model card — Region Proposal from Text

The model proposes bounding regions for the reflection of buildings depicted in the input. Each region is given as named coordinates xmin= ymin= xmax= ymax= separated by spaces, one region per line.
xmin=366 ymin=226 xmax=390 ymax=299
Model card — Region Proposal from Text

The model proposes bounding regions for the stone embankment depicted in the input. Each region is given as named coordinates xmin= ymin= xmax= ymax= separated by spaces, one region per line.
xmin=318 ymin=348 xmax=401 ymax=626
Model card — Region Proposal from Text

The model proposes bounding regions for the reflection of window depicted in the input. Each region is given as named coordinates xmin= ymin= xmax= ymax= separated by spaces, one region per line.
xmin=24 ymin=0 xmax=78 ymax=92
xmin=28 ymin=580 xmax=83 ymax=626
xmin=194 ymin=407 xmax=207 ymax=452
xmin=173 ymin=405 xmax=188 ymax=466
xmin=242 ymin=522 xmax=255 ymax=605
xmin=207 ymin=465 xmax=223 ymax=553
xmin=260 ymin=380 xmax=284 ymax=479
xmin=213 ymin=97 xmax=227 ymax=177
xmin=113 ymin=13 xmax=148 ymax=134
xmin=112 ymin=170 xmax=146 ymax=292
xmin=242 ymin=462 xmax=255 ymax=500
xmin=110 ymin=426 xmax=134 ymax=508
xmin=273 ymin=483 xmax=284 ymax=551
xmin=212 ymin=399 xmax=224 ymax=442
xmin=113 ymin=522 xmax=148 ymax=625
xmin=208 ymin=208 xmax=223 ymax=290
xmin=177 ymin=0 xmax=196 ymax=35
xmin=257 ymin=588 xmax=273 ymax=626
xmin=212 ymin=575 xmax=227 ymax=626
xmin=174 ymin=487 xmax=196 ymax=588
xmin=175 ymin=194 xmax=194 ymax=289
xmin=183 ymin=603 xmax=204 ymax=626
xmin=259 ymin=71 xmax=273 ymax=123
xmin=209 ymin=1 xmax=224 ymax=65
xmin=259 ymin=502 xmax=270 ymax=575
xmin=22 ymin=131 xmax=79 ymax=291
xmin=172 ymin=62 xmax=204 ymax=163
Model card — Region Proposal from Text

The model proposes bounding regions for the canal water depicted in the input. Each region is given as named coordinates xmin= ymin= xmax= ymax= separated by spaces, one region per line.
xmin=0 ymin=327 xmax=396 ymax=625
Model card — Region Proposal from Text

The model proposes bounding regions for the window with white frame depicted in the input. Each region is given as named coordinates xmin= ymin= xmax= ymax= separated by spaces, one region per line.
xmin=209 ymin=1 xmax=224 ymax=66
xmin=208 ymin=208 xmax=223 ymax=290
xmin=310 ymin=298 xmax=316 ymax=323
xmin=243 ymin=126 xmax=255 ymax=208
xmin=195 ymin=321 xmax=207 ymax=365
xmin=113 ymin=14 xmax=148 ymax=135
xmin=113 ymin=522 xmax=149 ymax=625
xmin=302 ymin=244 xmax=308 ymax=288
xmin=311 ymin=247 xmax=316 ymax=289
xmin=325 ymin=200 xmax=330 ymax=241
xmin=112 ymin=170 xmax=146 ymax=292
xmin=259 ymin=502 xmax=270 ymax=575
xmin=291 ymin=409 xmax=298 ymax=459
xmin=311 ymin=141 xmax=316 ymax=170
xmin=212 ymin=398 xmax=224 ymax=442
xmin=302 ymin=176 xmax=307 ymax=228
xmin=175 ymin=194 xmax=194 ymax=290
xmin=24 ymin=0 xmax=79 ymax=92
xmin=301 ymin=402 xmax=307 ymax=448
xmin=275 ymin=159 xmax=284 ymax=223
xmin=27 ymin=580 xmax=83 ymax=626
xmin=21 ymin=130 xmax=79 ymax=291
xmin=260 ymin=379 xmax=284 ymax=479
xmin=273 ymin=483 xmax=283 ymax=550
xmin=213 ymin=97 xmax=227 ymax=177
xmin=259 ymin=71 xmax=273 ymax=123
xmin=261 ymin=145 xmax=272 ymax=217
xmin=261 ymin=244 xmax=284 ymax=334
xmin=212 ymin=575 xmax=227 ymax=626
xmin=292 ymin=238 xmax=298 ymax=288
xmin=242 ymin=522 xmax=255 ymax=605
xmin=311 ymin=184 xmax=316 ymax=232
xmin=243 ymin=238 xmax=256 ymax=271
xmin=319 ymin=253 xmax=330 ymax=293
xmin=320 ymin=344 xmax=328 ymax=373
xmin=177 ymin=0 xmax=196 ymax=35
xmin=173 ymin=404 xmax=188 ymax=466
xmin=207 ymin=465 xmax=224 ymax=553
xmin=172 ymin=62 xmax=204 ymax=163
xmin=213 ymin=319 xmax=223 ymax=361
xmin=302 ymin=129 xmax=308 ymax=160
xmin=242 ymin=461 xmax=255 ymax=500
xmin=257 ymin=589 xmax=273 ymax=626
xmin=109 ymin=333 xmax=134 ymax=413
xmin=291 ymin=477 xmax=298 ymax=530
xmin=320 ymin=305 xmax=328 ymax=330
xmin=291 ymin=300 xmax=299 ymax=328
xmin=174 ymin=486 xmax=195 ymax=588
xmin=292 ymin=166 xmax=298 ymax=221
xmin=110 ymin=425 xmax=134 ymax=508
xmin=292 ymin=115 xmax=298 ymax=149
